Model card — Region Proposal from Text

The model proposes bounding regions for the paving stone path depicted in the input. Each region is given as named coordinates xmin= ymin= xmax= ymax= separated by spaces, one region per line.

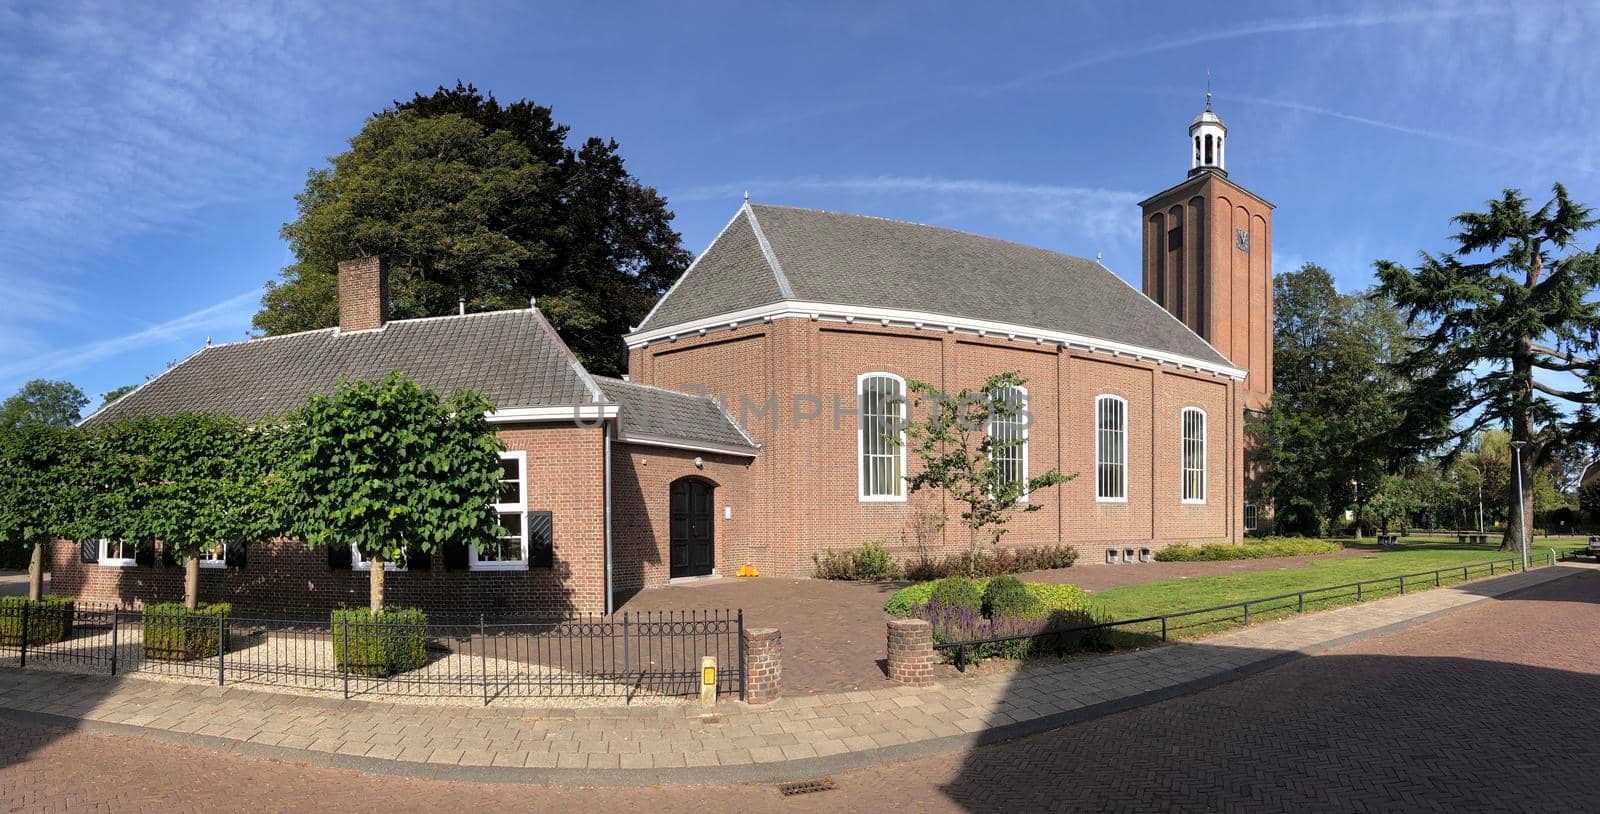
xmin=3 ymin=563 xmax=1594 ymax=811
xmin=0 ymin=562 xmax=1585 ymax=788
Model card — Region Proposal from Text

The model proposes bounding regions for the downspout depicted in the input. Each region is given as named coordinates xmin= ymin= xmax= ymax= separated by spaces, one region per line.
xmin=603 ymin=419 xmax=615 ymax=615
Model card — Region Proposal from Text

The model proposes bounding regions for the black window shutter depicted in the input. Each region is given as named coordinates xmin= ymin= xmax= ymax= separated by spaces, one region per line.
xmin=134 ymin=538 xmax=155 ymax=567
xmin=405 ymin=545 xmax=431 ymax=571
xmin=160 ymin=541 xmax=177 ymax=568
xmin=441 ymin=542 xmax=469 ymax=571
xmin=527 ymin=511 xmax=553 ymax=569
xmin=225 ymin=537 xmax=248 ymax=569
xmin=328 ymin=544 xmax=352 ymax=570
xmin=80 ymin=539 xmax=99 ymax=563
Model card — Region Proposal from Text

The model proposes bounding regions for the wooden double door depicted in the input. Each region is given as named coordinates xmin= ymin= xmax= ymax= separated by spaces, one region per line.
xmin=669 ymin=478 xmax=715 ymax=578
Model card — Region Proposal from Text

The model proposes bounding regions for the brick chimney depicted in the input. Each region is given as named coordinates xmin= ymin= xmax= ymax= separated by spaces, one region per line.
xmin=337 ymin=256 xmax=388 ymax=332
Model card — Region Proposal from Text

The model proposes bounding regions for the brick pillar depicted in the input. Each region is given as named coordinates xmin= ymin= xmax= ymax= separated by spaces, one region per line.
xmin=743 ymin=627 xmax=781 ymax=705
xmin=887 ymin=618 xmax=936 ymax=686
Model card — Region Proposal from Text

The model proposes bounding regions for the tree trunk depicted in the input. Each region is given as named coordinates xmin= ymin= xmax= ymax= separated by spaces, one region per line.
xmin=26 ymin=542 xmax=44 ymax=602
xmin=1505 ymin=335 xmax=1537 ymax=556
xmin=184 ymin=556 xmax=200 ymax=610
xmin=369 ymin=556 xmax=385 ymax=614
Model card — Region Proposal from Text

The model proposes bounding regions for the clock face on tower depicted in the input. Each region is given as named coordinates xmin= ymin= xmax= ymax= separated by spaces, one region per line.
xmin=1234 ymin=227 xmax=1250 ymax=252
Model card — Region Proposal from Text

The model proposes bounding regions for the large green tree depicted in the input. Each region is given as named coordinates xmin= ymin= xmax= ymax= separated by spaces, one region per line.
xmin=255 ymin=83 xmax=690 ymax=375
xmin=0 ymin=423 xmax=81 ymax=599
xmin=1377 ymin=184 xmax=1600 ymax=553
xmin=2 ymin=379 xmax=88 ymax=429
xmin=277 ymin=373 xmax=503 ymax=612
xmin=1260 ymin=263 xmax=1409 ymax=535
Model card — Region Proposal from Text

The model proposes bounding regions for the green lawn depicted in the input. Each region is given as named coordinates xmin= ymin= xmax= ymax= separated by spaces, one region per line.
xmin=1089 ymin=541 xmax=1577 ymax=643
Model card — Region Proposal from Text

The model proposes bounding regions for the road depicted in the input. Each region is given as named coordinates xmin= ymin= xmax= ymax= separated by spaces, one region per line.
xmin=3 ymin=570 xmax=1596 ymax=812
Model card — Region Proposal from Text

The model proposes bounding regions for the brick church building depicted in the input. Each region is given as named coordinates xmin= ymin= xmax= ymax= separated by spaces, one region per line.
xmin=53 ymin=100 xmax=1272 ymax=616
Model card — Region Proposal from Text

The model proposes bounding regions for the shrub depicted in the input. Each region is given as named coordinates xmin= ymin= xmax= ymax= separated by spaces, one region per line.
xmin=926 ymin=577 xmax=982 ymax=614
xmin=887 ymin=578 xmax=1091 ymax=619
xmin=923 ymin=602 xmax=1113 ymax=662
xmin=1154 ymin=538 xmax=1343 ymax=562
xmin=982 ymin=575 xmax=1041 ymax=619
xmin=811 ymin=540 xmax=902 ymax=581
xmin=143 ymin=602 xmax=231 ymax=661
xmin=331 ymin=607 xmax=429 ymax=677
xmin=0 ymin=595 xmax=75 ymax=646
xmin=901 ymin=545 xmax=1079 ymax=581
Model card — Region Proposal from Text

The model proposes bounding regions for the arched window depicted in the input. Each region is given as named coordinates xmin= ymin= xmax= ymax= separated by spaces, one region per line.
xmin=1193 ymin=135 xmax=1201 ymax=164
xmin=858 ymin=372 xmax=906 ymax=501
xmin=1095 ymin=395 xmax=1127 ymax=501
xmin=989 ymin=384 xmax=1029 ymax=502
xmin=1182 ymin=408 xmax=1207 ymax=503
xmin=1204 ymin=134 xmax=1214 ymax=165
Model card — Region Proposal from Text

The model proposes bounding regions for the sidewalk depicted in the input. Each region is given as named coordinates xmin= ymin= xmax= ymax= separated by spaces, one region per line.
xmin=0 ymin=563 xmax=1587 ymax=786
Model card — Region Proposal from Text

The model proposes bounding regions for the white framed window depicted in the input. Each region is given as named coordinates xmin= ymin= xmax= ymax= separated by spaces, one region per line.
xmin=1244 ymin=504 xmax=1260 ymax=532
xmin=1095 ymin=395 xmax=1127 ymax=502
xmin=989 ymin=384 xmax=1029 ymax=502
xmin=352 ymin=546 xmax=407 ymax=571
xmin=1182 ymin=407 xmax=1207 ymax=503
xmin=858 ymin=372 xmax=907 ymax=501
xmin=197 ymin=543 xmax=226 ymax=569
xmin=472 ymin=450 xmax=528 ymax=570
xmin=99 ymin=538 xmax=136 ymax=568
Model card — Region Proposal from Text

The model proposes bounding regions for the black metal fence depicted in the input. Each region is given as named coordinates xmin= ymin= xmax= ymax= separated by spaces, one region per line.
xmin=0 ymin=604 xmax=744 ymax=704
xmin=937 ymin=549 xmax=1578 ymax=670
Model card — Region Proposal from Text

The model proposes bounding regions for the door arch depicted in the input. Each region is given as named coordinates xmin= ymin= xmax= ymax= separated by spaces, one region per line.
xmin=669 ymin=477 xmax=715 ymax=578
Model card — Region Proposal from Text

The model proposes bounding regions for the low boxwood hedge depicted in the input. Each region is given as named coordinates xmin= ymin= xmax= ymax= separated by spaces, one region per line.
xmin=142 ymin=602 xmax=231 ymax=661
xmin=1154 ymin=538 xmax=1343 ymax=562
xmin=331 ymin=607 xmax=429 ymax=677
xmin=886 ymin=578 xmax=1090 ymax=618
xmin=0 ymin=595 xmax=75 ymax=646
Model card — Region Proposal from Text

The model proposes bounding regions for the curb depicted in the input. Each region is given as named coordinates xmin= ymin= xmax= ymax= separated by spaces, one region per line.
xmin=0 ymin=565 xmax=1586 ymax=786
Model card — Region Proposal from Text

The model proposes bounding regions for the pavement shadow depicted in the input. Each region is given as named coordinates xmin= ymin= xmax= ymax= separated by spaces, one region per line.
xmin=935 ymin=568 xmax=1600 ymax=811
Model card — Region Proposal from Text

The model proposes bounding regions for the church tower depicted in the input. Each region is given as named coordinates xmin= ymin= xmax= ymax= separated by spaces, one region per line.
xmin=1140 ymin=95 xmax=1273 ymax=411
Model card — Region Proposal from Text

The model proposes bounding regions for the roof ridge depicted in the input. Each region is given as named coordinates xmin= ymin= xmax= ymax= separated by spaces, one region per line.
xmin=745 ymin=202 xmax=1104 ymax=266
xmin=742 ymin=202 xmax=795 ymax=299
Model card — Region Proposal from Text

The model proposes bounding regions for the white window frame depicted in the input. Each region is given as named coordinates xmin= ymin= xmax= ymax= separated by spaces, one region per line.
xmin=98 ymin=538 xmax=136 ymax=568
xmin=352 ymin=546 xmax=407 ymax=572
xmin=1095 ymin=394 xmax=1128 ymax=503
xmin=196 ymin=543 xmax=226 ymax=569
xmin=857 ymin=372 xmax=908 ymax=502
xmin=988 ymin=384 xmax=1030 ymax=504
xmin=472 ymin=450 xmax=528 ymax=571
xmin=1244 ymin=503 xmax=1260 ymax=532
xmin=1181 ymin=407 xmax=1207 ymax=504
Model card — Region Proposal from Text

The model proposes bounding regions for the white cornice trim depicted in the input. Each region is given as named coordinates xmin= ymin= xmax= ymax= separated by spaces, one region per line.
xmin=624 ymin=301 xmax=1247 ymax=380
xmin=616 ymin=431 xmax=759 ymax=458
xmin=485 ymin=404 xmax=620 ymax=424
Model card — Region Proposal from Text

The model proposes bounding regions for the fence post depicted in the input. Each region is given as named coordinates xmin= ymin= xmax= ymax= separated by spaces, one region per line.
xmin=623 ymin=612 xmax=632 ymax=682
xmin=1160 ymin=615 xmax=1168 ymax=641
xmin=1399 ymin=575 xmax=1405 ymax=595
xmin=341 ymin=617 xmax=350 ymax=701
xmin=1356 ymin=582 xmax=1362 ymax=602
xmin=1298 ymin=592 xmax=1304 ymax=614
xmin=110 ymin=607 xmax=119 ymax=676
xmin=735 ymin=610 xmax=744 ymax=702
xmin=1490 ymin=561 xmax=1495 ymax=576
xmin=479 ymin=614 xmax=489 ymax=707
xmin=217 ymin=609 xmax=226 ymax=686
xmin=1435 ymin=569 xmax=1440 ymax=587
xmin=1463 ymin=565 xmax=1469 ymax=582
xmin=1549 ymin=549 xmax=1556 ymax=567
xmin=18 ymin=600 xmax=29 ymax=668
xmin=1242 ymin=603 xmax=1250 ymax=626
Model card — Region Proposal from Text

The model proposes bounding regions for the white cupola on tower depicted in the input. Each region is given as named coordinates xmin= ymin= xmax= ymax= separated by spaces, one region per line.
xmin=1188 ymin=92 xmax=1227 ymax=177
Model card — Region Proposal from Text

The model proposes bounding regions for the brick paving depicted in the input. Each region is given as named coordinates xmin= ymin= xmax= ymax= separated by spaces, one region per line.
xmin=617 ymin=548 xmax=1368 ymax=693
xmin=2 ymin=564 xmax=1594 ymax=811
xmin=0 ymin=562 xmax=1582 ymax=789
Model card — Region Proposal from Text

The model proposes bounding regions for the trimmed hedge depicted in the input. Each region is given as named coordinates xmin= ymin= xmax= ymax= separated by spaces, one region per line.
xmin=1154 ymin=538 xmax=1343 ymax=562
xmin=142 ymin=602 xmax=231 ymax=661
xmin=332 ymin=607 xmax=429 ymax=677
xmin=0 ymin=595 xmax=75 ymax=646
xmin=927 ymin=577 xmax=983 ymax=614
xmin=886 ymin=578 xmax=1091 ymax=618
xmin=982 ymin=575 xmax=1041 ymax=619
xmin=901 ymin=545 xmax=1079 ymax=581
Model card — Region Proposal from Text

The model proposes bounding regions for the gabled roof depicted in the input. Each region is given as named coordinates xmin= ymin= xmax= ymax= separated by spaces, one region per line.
xmin=632 ymin=203 xmax=1234 ymax=370
xmin=595 ymin=376 xmax=757 ymax=455
xmin=83 ymin=308 xmax=602 ymax=426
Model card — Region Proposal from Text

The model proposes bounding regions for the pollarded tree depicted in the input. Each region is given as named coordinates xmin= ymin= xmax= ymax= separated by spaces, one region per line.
xmin=79 ymin=414 xmax=279 ymax=609
xmin=1377 ymin=184 xmax=1600 ymax=553
xmin=899 ymin=372 xmax=1072 ymax=571
xmin=278 ymin=373 xmax=504 ymax=613
xmin=0 ymin=423 xmax=82 ymax=600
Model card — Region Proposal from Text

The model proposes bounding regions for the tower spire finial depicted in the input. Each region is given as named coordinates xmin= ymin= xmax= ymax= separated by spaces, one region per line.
xmin=1205 ymin=67 xmax=1213 ymax=111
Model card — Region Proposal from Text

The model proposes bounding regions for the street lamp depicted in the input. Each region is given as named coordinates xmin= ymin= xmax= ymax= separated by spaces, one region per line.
xmin=1510 ymin=439 xmax=1531 ymax=571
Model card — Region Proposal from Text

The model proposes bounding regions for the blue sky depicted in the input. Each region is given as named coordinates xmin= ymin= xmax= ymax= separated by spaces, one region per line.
xmin=3 ymin=0 xmax=1597 ymax=409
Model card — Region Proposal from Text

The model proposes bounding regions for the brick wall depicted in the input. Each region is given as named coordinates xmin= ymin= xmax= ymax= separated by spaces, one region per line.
xmin=610 ymin=442 xmax=752 ymax=596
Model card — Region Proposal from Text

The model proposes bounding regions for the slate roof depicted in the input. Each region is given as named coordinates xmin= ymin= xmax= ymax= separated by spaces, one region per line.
xmin=594 ymin=377 xmax=756 ymax=452
xmin=635 ymin=203 xmax=1233 ymax=369
xmin=83 ymin=309 xmax=601 ymax=426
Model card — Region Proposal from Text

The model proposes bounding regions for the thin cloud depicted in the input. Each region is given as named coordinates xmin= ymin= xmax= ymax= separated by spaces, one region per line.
xmin=0 ymin=288 xmax=262 ymax=384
